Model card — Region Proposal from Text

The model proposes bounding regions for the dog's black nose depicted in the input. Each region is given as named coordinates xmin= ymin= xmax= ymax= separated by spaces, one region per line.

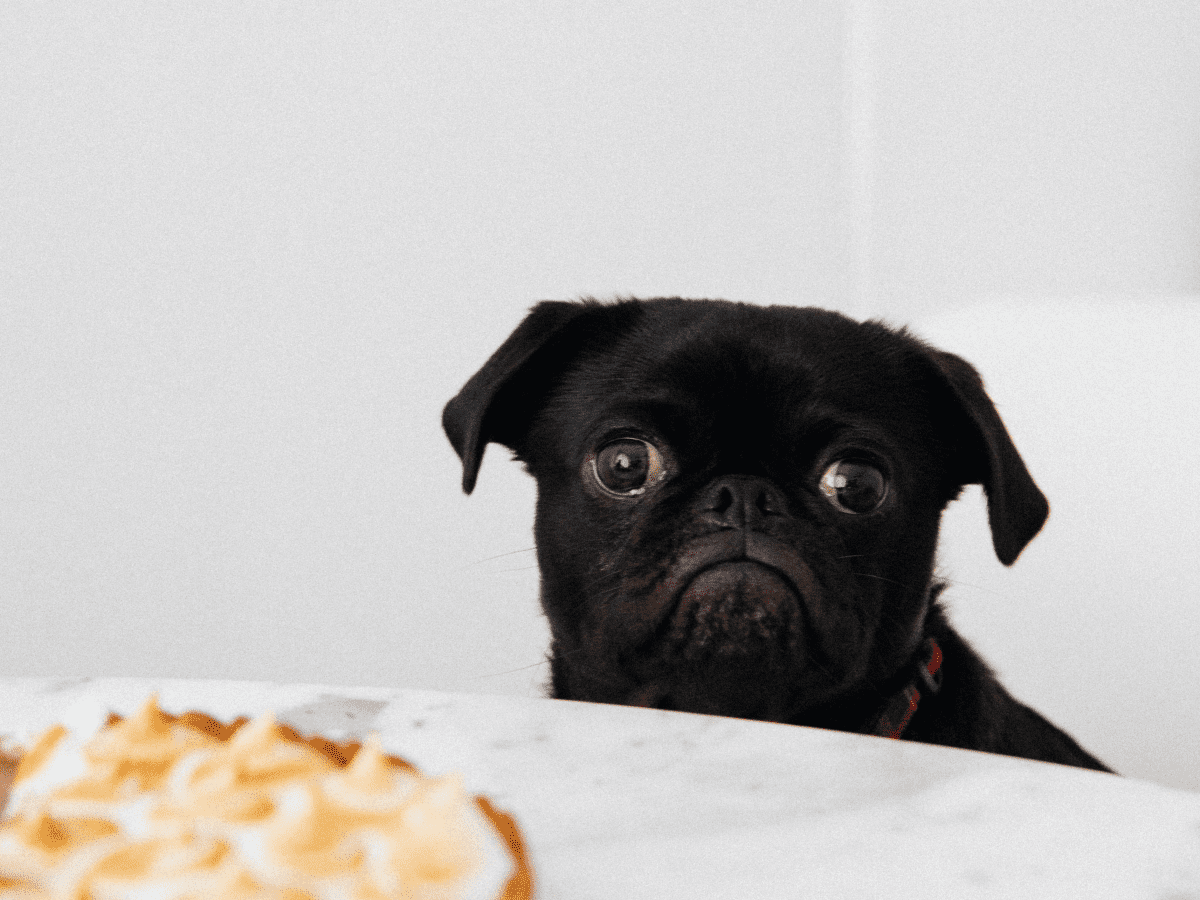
xmin=699 ymin=476 xmax=789 ymax=529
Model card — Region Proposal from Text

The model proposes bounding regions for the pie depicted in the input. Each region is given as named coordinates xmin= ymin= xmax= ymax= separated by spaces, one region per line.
xmin=0 ymin=695 xmax=533 ymax=899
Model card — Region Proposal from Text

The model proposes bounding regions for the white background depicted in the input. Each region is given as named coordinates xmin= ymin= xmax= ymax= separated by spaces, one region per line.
xmin=2 ymin=3 xmax=1197 ymax=791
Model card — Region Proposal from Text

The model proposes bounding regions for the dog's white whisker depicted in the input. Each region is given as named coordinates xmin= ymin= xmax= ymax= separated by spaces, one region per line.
xmin=472 ymin=661 xmax=551 ymax=679
xmin=471 ymin=547 xmax=537 ymax=564
xmin=933 ymin=577 xmax=1006 ymax=598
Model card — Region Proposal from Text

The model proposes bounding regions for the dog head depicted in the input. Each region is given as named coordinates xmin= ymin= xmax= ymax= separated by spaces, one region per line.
xmin=443 ymin=298 xmax=1047 ymax=723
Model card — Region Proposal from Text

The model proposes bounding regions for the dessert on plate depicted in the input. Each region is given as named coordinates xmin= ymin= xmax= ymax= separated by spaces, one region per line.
xmin=0 ymin=695 xmax=532 ymax=899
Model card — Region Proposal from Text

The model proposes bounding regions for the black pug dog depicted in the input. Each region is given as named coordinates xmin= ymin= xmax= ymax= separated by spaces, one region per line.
xmin=443 ymin=297 xmax=1112 ymax=772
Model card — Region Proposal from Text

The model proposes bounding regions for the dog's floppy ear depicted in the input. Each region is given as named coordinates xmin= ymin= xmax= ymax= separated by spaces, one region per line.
xmin=444 ymin=299 xmax=646 ymax=494
xmin=442 ymin=301 xmax=590 ymax=494
xmin=927 ymin=349 xmax=1049 ymax=566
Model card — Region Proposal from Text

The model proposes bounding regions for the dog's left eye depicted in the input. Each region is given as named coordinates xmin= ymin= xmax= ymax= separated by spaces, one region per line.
xmin=819 ymin=460 xmax=888 ymax=514
xmin=591 ymin=439 xmax=666 ymax=497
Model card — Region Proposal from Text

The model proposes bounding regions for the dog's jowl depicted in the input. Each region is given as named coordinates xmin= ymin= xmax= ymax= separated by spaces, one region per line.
xmin=443 ymin=298 xmax=1112 ymax=772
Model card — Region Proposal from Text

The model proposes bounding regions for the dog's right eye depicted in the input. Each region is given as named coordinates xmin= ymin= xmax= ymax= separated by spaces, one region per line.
xmin=819 ymin=459 xmax=888 ymax=514
xmin=591 ymin=439 xmax=666 ymax=497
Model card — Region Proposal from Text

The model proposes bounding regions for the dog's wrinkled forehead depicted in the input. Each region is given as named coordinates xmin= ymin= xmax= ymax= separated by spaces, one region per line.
xmin=552 ymin=304 xmax=936 ymax=444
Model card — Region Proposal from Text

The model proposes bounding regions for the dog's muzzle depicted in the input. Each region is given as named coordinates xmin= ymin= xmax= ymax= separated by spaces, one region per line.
xmin=637 ymin=530 xmax=815 ymax=664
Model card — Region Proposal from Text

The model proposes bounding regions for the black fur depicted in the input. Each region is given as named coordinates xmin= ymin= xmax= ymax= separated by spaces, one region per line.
xmin=444 ymin=298 xmax=1112 ymax=772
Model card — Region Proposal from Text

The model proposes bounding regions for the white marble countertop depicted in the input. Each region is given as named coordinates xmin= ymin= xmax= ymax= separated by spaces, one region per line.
xmin=1 ymin=677 xmax=1197 ymax=898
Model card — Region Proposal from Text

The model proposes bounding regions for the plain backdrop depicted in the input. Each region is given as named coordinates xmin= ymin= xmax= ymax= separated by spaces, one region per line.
xmin=2 ymin=3 xmax=1198 ymax=791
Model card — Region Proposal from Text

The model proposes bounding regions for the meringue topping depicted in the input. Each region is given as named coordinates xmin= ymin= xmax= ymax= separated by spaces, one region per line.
xmin=0 ymin=695 xmax=527 ymax=899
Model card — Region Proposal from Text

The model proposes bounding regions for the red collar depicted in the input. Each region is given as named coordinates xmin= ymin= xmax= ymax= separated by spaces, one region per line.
xmin=869 ymin=638 xmax=943 ymax=740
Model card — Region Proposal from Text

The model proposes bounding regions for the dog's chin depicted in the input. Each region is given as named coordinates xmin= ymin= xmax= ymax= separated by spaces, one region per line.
xmin=625 ymin=560 xmax=809 ymax=719
xmin=661 ymin=561 xmax=803 ymax=661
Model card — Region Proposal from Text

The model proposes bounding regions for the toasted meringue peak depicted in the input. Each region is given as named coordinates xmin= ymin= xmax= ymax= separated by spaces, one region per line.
xmin=13 ymin=725 xmax=67 ymax=784
xmin=346 ymin=734 xmax=392 ymax=793
xmin=73 ymin=695 xmax=221 ymax=800
xmin=239 ymin=783 xmax=362 ymax=880
xmin=227 ymin=710 xmax=279 ymax=754
xmin=12 ymin=806 xmax=66 ymax=850
xmin=387 ymin=775 xmax=483 ymax=884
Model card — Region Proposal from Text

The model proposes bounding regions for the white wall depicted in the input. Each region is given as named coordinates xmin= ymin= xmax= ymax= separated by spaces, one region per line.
xmin=2 ymin=3 xmax=1197 ymax=790
xmin=866 ymin=2 xmax=1200 ymax=318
